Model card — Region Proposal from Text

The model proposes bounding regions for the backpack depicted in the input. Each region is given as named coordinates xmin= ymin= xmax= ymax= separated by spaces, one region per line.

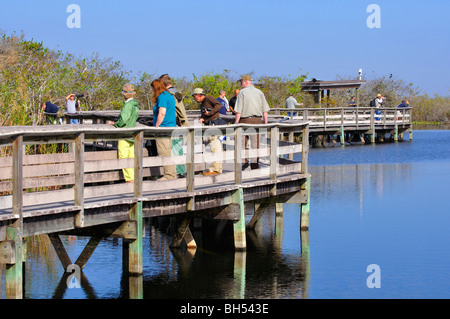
xmin=168 ymin=88 xmax=189 ymax=127
xmin=369 ymin=99 xmax=376 ymax=107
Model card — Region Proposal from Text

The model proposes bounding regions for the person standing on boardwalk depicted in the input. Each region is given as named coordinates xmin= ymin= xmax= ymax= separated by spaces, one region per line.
xmin=192 ymin=88 xmax=224 ymax=175
xmin=348 ymin=96 xmax=357 ymax=107
xmin=285 ymin=93 xmax=302 ymax=117
xmin=234 ymin=75 xmax=270 ymax=169
xmin=159 ymin=74 xmax=188 ymax=177
xmin=374 ymin=93 xmax=384 ymax=120
xmin=228 ymin=89 xmax=240 ymax=115
xmin=217 ymin=90 xmax=230 ymax=115
xmin=112 ymin=84 xmax=139 ymax=183
xmin=152 ymin=79 xmax=178 ymax=181
xmin=65 ymin=93 xmax=80 ymax=124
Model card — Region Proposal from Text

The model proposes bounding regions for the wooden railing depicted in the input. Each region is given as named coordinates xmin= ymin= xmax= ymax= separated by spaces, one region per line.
xmin=0 ymin=122 xmax=309 ymax=217
xmin=270 ymin=107 xmax=413 ymax=129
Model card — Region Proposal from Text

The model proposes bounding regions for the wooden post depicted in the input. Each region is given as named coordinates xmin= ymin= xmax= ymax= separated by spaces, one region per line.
xmin=232 ymin=251 xmax=246 ymax=299
xmin=300 ymin=178 xmax=311 ymax=231
xmin=234 ymin=127 xmax=243 ymax=185
xmin=340 ymin=125 xmax=345 ymax=146
xmin=6 ymin=135 xmax=24 ymax=299
xmin=134 ymin=131 xmax=143 ymax=198
xmin=232 ymin=188 xmax=246 ymax=250
xmin=355 ymin=87 xmax=360 ymax=107
xmin=370 ymin=109 xmax=376 ymax=144
xmin=270 ymin=126 xmax=278 ymax=196
xmin=5 ymin=227 xmax=23 ymax=299
xmin=127 ymin=202 xmax=143 ymax=275
xmin=301 ymin=125 xmax=309 ymax=174
xmin=74 ymin=133 xmax=85 ymax=228
xmin=186 ymin=129 xmax=195 ymax=211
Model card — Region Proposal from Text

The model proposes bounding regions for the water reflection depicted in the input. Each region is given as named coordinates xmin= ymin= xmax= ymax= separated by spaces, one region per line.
xmin=311 ymin=163 xmax=413 ymax=218
xmin=11 ymin=201 xmax=309 ymax=299
xmin=137 ymin=204 xmax=310 ymax=299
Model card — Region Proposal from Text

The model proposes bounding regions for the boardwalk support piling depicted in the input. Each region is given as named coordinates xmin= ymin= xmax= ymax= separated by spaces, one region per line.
xmin=232 ymin=188 xmax=246 ymax=250
xmin=300 ymin=178 xmax=311 ymax=230
xmin=5 ymin=135 xmax=24 ymax=299
xmin=126 ymin=201 xmax=143 ymax=275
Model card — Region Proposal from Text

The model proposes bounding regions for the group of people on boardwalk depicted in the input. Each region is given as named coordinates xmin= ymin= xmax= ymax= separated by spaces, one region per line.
xmin=112 ymin=74 xmax=271 ymax=182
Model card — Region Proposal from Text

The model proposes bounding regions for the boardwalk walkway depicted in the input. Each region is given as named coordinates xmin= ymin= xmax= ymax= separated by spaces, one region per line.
xmin=0 ymin=121 xmax=310 ymax=298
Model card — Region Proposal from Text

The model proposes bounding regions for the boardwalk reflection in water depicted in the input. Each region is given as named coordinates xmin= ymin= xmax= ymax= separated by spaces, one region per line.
xmin=137 ymin=203 xmax=310 ymax=299
xmin=10 ymin=203 xmax=310 ymax=299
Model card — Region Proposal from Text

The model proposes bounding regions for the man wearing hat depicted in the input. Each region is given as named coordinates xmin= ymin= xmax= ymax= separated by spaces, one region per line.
xmin=111 ymin=84 xmax=140 ymax=182
xmin=192 ymin=88 xmax=224 ymax=175
xmin=234 ymin=75 xmax=270 ymax=169
xmin=374 ymin=93 xmax=384 ymax=121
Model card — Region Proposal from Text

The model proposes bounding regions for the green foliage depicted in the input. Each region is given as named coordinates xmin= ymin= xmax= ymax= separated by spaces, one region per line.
xmin=1 ymin=33 xmax=448 ymax=126
xmin=0 ymin=32 xmax=129 ymax=126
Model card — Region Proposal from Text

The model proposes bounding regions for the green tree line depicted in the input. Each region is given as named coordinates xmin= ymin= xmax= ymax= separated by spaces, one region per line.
xmin=1 ymin=33 xmax=448 ymax=127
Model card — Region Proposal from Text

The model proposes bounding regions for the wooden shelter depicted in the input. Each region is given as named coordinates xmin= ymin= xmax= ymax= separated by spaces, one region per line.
xmin=301 ymin=80 xmax=366 ymax=107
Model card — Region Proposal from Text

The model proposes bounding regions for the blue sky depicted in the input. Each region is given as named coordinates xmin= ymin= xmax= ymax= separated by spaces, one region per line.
xmin=1 ymin=0 xmax=449 ymax=95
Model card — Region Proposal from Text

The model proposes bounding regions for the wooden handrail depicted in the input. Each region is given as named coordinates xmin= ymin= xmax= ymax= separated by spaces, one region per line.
xmin=0 ymin=122 xmax=310 ymax=216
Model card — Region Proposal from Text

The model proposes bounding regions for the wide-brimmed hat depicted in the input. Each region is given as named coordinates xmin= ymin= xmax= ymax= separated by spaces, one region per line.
xmin=376 ymin=93 xmax=382 ymax=97
xmin=238 ymin=75 xmax=253 ymax=82
xmin=192 ymin=88 xmax=205 ymax=96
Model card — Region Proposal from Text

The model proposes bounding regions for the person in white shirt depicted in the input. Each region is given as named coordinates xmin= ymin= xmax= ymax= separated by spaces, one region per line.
xmin=285 ymin=93 xmax=303 ymax=117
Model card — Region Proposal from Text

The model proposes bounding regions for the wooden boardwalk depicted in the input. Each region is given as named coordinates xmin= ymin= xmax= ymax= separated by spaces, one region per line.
xmin=0 ymin=106 xmax=413 ymax=298
xmin=270 ymin=107 xmax=413 ymax=144
xmin=0 ymin=121 xmax=310 ymax=298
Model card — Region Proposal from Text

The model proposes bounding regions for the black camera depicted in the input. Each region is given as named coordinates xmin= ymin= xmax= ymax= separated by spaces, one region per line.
xmin=201 ymin=107 xmax=211 ymax=114
xmin=76 ymin=94 xmax=85 ymax=99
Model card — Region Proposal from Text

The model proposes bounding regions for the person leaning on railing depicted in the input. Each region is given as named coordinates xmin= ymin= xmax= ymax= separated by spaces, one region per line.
xmin=110 ymin=84 xmax=140 ymax=183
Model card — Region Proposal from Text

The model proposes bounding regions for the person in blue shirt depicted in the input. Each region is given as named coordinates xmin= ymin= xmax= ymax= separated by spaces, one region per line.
xmin=217 ymin=90 xmax=229 ymax=115
xmin=152 ymin=79 xmax=177 ymax=180
xmin=41 ymin=101 xmax=60 ymax=124
xmin=397 ymin=100 xmax=410 ymax=108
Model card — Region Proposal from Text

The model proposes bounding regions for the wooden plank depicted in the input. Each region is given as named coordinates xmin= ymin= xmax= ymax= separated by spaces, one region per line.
xmin=0 ymin=240 xmax=15 ymax=264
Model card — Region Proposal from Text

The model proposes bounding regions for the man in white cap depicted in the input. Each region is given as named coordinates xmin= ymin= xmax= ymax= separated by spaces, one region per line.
xmin=192 ymin=88 xmax=223 ymax=176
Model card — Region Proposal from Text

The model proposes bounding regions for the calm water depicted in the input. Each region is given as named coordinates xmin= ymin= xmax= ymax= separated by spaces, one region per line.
xmin=3 ymin=130 xmax=449 ymax=299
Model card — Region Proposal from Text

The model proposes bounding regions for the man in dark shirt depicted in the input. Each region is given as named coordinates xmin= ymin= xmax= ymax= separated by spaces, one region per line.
xmin=192 ymin=88 xmax=223 ymax=125
xmin=42 ymin=101 xmax=59 ymax=114
xmin=192 ymin=88 xmax=224 ymax=175
xmin=41 ymin=101 xmax=60 ymax=124
xmin=228 ymin=89 xmax=239 ymax=115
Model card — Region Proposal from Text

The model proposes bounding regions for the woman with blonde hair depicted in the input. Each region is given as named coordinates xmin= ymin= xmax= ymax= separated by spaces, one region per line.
xmin=151 ymin=79 xmax=177 ymax=180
